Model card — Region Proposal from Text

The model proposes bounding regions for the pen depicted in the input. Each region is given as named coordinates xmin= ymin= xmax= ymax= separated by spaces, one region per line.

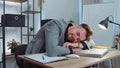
xmin=42 ymin=56 xmax=44 ymax=60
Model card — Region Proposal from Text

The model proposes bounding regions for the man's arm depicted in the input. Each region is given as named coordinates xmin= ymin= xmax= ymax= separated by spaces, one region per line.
xmin=45 ymin=21 xmax=71 ymax=57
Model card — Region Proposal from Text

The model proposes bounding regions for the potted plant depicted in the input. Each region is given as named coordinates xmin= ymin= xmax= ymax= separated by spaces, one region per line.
xmin=7 ymin=39 xmax=19 ymax=53
xmin=30 ymin=26 xmax=34 ymax=31
xmin=29 ymin=26 xmax=34 ymax=35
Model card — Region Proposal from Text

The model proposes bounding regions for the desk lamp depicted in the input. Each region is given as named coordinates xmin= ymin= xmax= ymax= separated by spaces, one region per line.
xmin=98 ymin=15 xmax=120 ymax=30
xmin=98 ymin=15 xmax=120 ymax=49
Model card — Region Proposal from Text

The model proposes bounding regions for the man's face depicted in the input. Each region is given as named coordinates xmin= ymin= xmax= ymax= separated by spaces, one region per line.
xmin=67 ymin=25 xmax=86 ymax=43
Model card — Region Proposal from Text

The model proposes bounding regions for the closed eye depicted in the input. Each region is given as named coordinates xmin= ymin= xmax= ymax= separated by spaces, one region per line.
xmin=76 ymin=32 xmax=80 ymax=36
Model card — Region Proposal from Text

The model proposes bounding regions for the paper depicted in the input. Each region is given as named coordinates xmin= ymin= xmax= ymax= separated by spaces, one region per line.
xmin=76 ymin=48 xmax=108 ymax=58
xmin=95 ymin=46 xmax=109 ymax=49
xmin=25 ymin=53 xmax=67 ymax=64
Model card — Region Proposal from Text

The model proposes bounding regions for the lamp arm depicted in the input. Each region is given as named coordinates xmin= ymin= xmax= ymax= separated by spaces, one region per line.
xmin=109 ymin=20 xmax=120 ymax=26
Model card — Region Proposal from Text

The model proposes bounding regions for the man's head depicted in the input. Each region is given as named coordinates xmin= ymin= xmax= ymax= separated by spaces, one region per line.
xmin=67 ymin=23 xmax=93 ymax=43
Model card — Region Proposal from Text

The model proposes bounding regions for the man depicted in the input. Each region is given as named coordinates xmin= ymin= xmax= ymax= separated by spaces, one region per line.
xmin=25 ymin=19 xmax=93 ymax=56
xmin=63 ymin=23 xmax=93 ymax=53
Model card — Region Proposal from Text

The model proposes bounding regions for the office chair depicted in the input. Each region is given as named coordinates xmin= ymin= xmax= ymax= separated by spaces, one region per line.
xmin=41 ymin=19 xmax=52 ymax=27
xmin=14 ymin=44 xmax=27 ymax=68
xmin=14 ymin=19 xmax=52 ymax=68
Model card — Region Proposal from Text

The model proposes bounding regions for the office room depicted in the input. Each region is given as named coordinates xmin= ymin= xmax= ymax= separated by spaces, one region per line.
xmin=0 ymin=0 xmax=120 ymax=68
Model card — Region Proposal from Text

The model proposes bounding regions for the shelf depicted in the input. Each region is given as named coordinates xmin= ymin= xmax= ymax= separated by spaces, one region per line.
xmin=0 ymin=25 xmax=27 ymax=27
xmin=0 ymin=23 xmax=1 ymax=27
xmin=22 ymin=11 xmax=40 ymax=14
xmin=0 ymin=37 xmax=3 ymax=39
xmin=22 ymin=34 xmax=36 ymax=36
xmin=5 ymin=0 xmax=26 ymax=3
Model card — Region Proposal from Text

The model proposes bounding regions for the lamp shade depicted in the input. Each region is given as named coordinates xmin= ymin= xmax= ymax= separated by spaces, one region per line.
xmin=98 ymin=17 xmax=109 ymax=30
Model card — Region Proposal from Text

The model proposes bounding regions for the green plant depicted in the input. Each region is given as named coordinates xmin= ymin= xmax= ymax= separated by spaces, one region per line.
xmin=29 ymin=26 xmax=34 ymax=32
xmin=7 ymin=39 xmax=18 ymax=50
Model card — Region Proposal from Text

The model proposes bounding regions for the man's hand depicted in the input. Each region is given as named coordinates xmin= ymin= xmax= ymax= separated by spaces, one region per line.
xmin=63 ymin=42 xmax=83 ymax=53
xmin=63 ymin=42 xmax=83 ymax=48
xmin=71 ymin=48 xmax=82 ymax=53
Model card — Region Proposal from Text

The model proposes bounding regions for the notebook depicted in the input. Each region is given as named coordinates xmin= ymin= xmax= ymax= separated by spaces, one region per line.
xmin=24 ymin=53 xmax=67 ymax=64
xmin=75 ymin=48 xmax=108 ymax=58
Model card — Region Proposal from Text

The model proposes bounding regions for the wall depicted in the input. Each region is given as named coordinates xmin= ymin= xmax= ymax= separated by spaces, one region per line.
xmin=83 ymin=3 xmax=114 ymax=46
xmin=103 ymin=0 xmax=114 ymax=3
xmin=114 ymin=0 xmax=120 ymax=35
xmin=79 ymin=0 xmax=83 ymax=23
xmin=42 ymin=0 xmax=79 ymax=23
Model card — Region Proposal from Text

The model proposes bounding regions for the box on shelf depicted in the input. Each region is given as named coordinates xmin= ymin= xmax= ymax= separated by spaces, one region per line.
xmin=1 ymin=14 xmax=25 ymax=27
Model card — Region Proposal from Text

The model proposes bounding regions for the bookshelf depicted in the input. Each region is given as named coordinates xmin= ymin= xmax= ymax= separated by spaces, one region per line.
xmin=22 ymin=11 xmax=40 ymax=14
xmin=1 ymin=0 xmax=42 ymax=68
xmin=21 ymin=0 xmax=41 ymax=44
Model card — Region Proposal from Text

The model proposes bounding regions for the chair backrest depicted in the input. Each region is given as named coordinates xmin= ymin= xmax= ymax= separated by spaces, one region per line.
xmin=41 ymin=19 xmax=52 ymax=27
xmin=14 ymin=44 xmax=27 ymax=68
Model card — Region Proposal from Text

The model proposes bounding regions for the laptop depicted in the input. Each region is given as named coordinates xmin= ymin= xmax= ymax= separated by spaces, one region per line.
xmin=75 ymin=48 xmax=108 ymax=58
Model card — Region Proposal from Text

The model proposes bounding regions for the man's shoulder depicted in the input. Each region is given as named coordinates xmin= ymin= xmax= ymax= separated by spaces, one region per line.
xmin=53 ymin=19 xmax=68 ymax=26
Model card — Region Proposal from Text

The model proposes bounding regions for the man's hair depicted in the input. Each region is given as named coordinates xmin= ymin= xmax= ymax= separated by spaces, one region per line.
xmin=81 ymin=24 xmax=93 ymax=41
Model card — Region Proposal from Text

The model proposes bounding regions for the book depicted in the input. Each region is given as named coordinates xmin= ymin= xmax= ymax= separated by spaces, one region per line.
xmin=24 ymin=53 xmax=67 ymax=64
xmin=75 ymin=48 xmax=108 ymax=58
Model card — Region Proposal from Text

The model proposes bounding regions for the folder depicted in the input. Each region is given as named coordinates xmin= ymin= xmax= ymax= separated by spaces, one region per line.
xmin=24 ymin=53 xmax=67 ymax=64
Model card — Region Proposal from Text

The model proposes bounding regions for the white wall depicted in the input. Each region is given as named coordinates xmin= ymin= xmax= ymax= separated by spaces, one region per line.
xmin=114 ymin=0 xmax=120 ymax=35
xmin=83 ymin=3 xmax=114 ymax=46
xmin=79 ymin=0 xmax=83 ymax=23
xmin=103 ymin=0 xmax=114 ymax=3
xmin=42 ymin=0 xmax=79 ymax=23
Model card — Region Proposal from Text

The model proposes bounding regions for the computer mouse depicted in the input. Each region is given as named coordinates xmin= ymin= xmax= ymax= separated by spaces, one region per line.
xmin=66 ymin=54 xmax=80 ymax=59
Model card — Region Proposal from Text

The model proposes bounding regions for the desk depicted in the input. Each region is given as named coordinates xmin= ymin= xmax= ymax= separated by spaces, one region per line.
xmin=5 ymin=52 xmax=19 ymax=68
xmin=18 ymin=50 xmax=120 ymax=68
